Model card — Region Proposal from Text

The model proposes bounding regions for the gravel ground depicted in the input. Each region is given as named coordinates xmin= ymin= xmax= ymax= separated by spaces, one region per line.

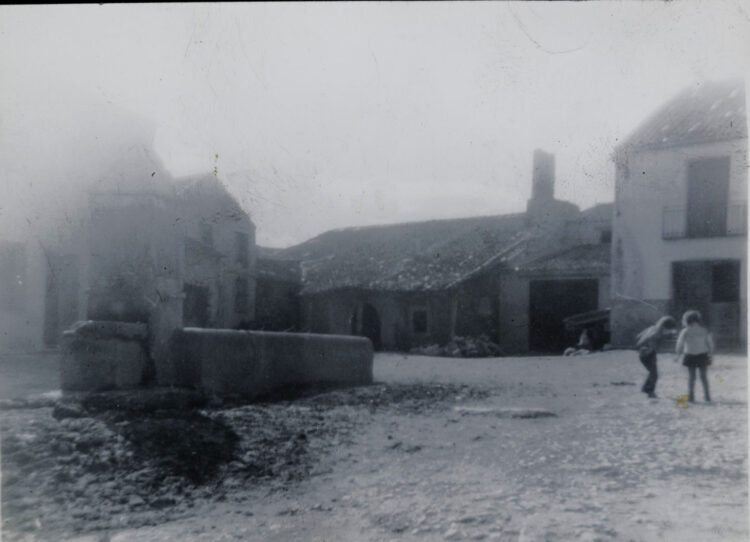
xmin=0 ymin=351 xmax=59 ymax=401
xmin=1 ymin=350 xmax=747 ymax=542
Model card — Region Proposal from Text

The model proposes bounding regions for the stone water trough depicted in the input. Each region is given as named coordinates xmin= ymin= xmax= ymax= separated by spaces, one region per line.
xmin=60 ymin=320 xmax=150 ymax=392
xmin=60 ymin=321 xmax=374 ymax=397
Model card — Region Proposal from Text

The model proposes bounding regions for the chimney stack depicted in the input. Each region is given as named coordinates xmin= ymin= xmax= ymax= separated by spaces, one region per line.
xmin=531 ymin=149 xmax=555 ymax=202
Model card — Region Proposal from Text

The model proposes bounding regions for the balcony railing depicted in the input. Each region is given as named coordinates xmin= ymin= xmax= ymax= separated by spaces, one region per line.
xmin=662 ymin=202 xmax=747 ymax=239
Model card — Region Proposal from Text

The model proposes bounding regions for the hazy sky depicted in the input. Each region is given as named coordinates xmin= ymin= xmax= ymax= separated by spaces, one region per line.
xmin=1 ymin=2 xmax=749 ymax=247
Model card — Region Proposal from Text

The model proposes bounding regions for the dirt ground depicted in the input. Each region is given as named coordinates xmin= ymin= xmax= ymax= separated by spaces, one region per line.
xmin=0 ymin=351 xmax=59 ymax=401
xmin=1 ymin=350 xmax=747 ymax=542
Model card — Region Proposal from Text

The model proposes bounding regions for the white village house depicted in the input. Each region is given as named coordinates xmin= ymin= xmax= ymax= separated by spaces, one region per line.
xmin=611 ymin=80 xmax=747 ymax=349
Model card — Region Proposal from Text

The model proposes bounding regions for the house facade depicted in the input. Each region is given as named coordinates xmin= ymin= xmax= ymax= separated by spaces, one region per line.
xmin=611 ymin=80 xmax=747 ymax=349
xmin=276 ymin=150 xmax=612 ymax=354
xmin=85 ymin=176 xmax=257 ymax=363
xmin=0 ymin=150 xmax=257 ymax=357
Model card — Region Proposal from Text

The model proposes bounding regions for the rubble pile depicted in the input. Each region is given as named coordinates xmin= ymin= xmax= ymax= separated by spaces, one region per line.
xmin=410 ymin=335 xmax=503 ymax=358
xmin=0 ymin=382 xmax=491 ymax=541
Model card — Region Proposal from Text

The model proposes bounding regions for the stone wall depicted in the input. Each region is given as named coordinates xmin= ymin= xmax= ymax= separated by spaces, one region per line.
xmin=454 ymin=270 xmax=500 ymax=344
xmin=159 ymin=328 xmax=373 ymax=397
xmin=301 ymin=289 xmax=455 ymax=352
xmin=497 ymin=272 xmax=530 ymax=354
xmin=60 ymin=321 xmax=151 ymax=392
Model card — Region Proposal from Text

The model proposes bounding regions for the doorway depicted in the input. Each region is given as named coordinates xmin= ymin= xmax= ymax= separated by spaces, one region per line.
xmin=672 ymin=260 xmax=741 ymax=347
xmin=361 ymin=303 xmax=382 ymax=351
xmin=529 ymin=279 xmax=599 ymax=352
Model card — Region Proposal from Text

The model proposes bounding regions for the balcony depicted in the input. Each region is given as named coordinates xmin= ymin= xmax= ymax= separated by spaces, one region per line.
xmin=662 ymin=202 xmax=747 ymax=239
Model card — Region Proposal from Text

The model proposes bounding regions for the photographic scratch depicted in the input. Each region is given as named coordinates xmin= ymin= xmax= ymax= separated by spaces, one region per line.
xmin=508 ymin=7 xmax=586 ymax=55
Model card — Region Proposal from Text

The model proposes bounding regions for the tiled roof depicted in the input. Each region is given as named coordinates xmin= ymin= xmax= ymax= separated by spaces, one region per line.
xmin=517 ymin=243 xmax=610 ymax=275
xmin=277 ymin=214 xmax=530 ymax=293
xmin=620 ymin=80 xmax=746 ymax=152
xmin=257 ymin=257 xmax=301 ymax=283
xmin=257 ymin=246 xmax=285 ymax=258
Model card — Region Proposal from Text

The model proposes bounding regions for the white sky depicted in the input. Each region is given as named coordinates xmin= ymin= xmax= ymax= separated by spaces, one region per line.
xmin=1 ymin=2 xmax=749 ymax=247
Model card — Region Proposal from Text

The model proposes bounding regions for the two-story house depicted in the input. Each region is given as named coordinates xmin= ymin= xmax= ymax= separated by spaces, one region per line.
xmin=611 ymin=80 xmax=747 ymax=349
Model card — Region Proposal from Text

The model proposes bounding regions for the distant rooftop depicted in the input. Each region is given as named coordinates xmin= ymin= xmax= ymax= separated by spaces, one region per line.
xmin=620 ymin=80 xmax=746 ymax=152
xmin=517 ymin=243 xmax=610 ymax=276
xmin=274 ymin=203 xmax=612 ymax=294
xmin=257 ymin=257 xmax=301 ymax=283
xmin=277 ymin=214 xmax=528 ymax=293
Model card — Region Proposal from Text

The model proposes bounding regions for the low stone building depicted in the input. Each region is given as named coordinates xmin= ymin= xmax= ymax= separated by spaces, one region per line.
xmin=273 ymin=151 xmax=612 ymax=354
xmin=611 ymin=80 xmax=747 ymax=349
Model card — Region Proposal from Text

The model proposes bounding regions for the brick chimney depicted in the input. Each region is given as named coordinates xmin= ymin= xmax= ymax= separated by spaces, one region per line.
xmin=531 ymin=149 xmax=555 ymax=203
xmin=526 ymin=150 xmax=556 ymax=226
xmin=523 ymin=149 xmax=581 ymax=259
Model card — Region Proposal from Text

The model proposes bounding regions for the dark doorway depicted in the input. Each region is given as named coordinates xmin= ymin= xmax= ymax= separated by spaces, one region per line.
xmin=529 ymin=279 xmax=599 ymax=352
xmin=350 ymin=309 xmax=358 ymax=336
xmin=361 ymin=303 xmax=382 ymax=351
xmin=687 ymin=157 xmax=730 ymax=238
xmin=183 ymin=284 xmax=210 ymax=328
xmin=672 ymin=260 xmax=741 ymax=347
xmin=672 ymin=261 xmax=712 ymax=325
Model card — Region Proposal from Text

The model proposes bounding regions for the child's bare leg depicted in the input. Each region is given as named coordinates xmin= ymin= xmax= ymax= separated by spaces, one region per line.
xmin=688 ymin=366 xmax=697 ymax=402
xmin=699 ymin=365 xmax=710 ymax=402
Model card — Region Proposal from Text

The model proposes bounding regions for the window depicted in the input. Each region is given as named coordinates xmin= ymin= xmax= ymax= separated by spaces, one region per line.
xmin=687 ymin=157 xmax=730 ymax=238
xmin=235 ymin=232 xmax=249 ymax=268
xmin=599 ymin=229 xmax=612 ymax=244
xmin=411 ymin=308 xmax=428 ymax=334
xmin=235 ymin=277 xmax=249 ymax=314
xmin=712 ymin=261 xmax=740 ymax=303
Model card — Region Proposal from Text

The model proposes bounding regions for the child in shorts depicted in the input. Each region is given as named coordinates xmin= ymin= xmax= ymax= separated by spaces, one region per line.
xmin=675 ymin=310 xmax=714 ymax=403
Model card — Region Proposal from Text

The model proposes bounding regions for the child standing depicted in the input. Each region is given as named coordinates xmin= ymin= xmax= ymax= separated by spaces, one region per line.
xmin=635 ymin=316 xmax=677 ymax=398
xmin=675 ymin=310 xmax=714 ymax=403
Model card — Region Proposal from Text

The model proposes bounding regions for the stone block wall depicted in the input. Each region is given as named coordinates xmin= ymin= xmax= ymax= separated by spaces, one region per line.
xmin=60 ymin=321 xmax=150 ymax=392
xmin=160 ymin=329 xmax=373 ymax=397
